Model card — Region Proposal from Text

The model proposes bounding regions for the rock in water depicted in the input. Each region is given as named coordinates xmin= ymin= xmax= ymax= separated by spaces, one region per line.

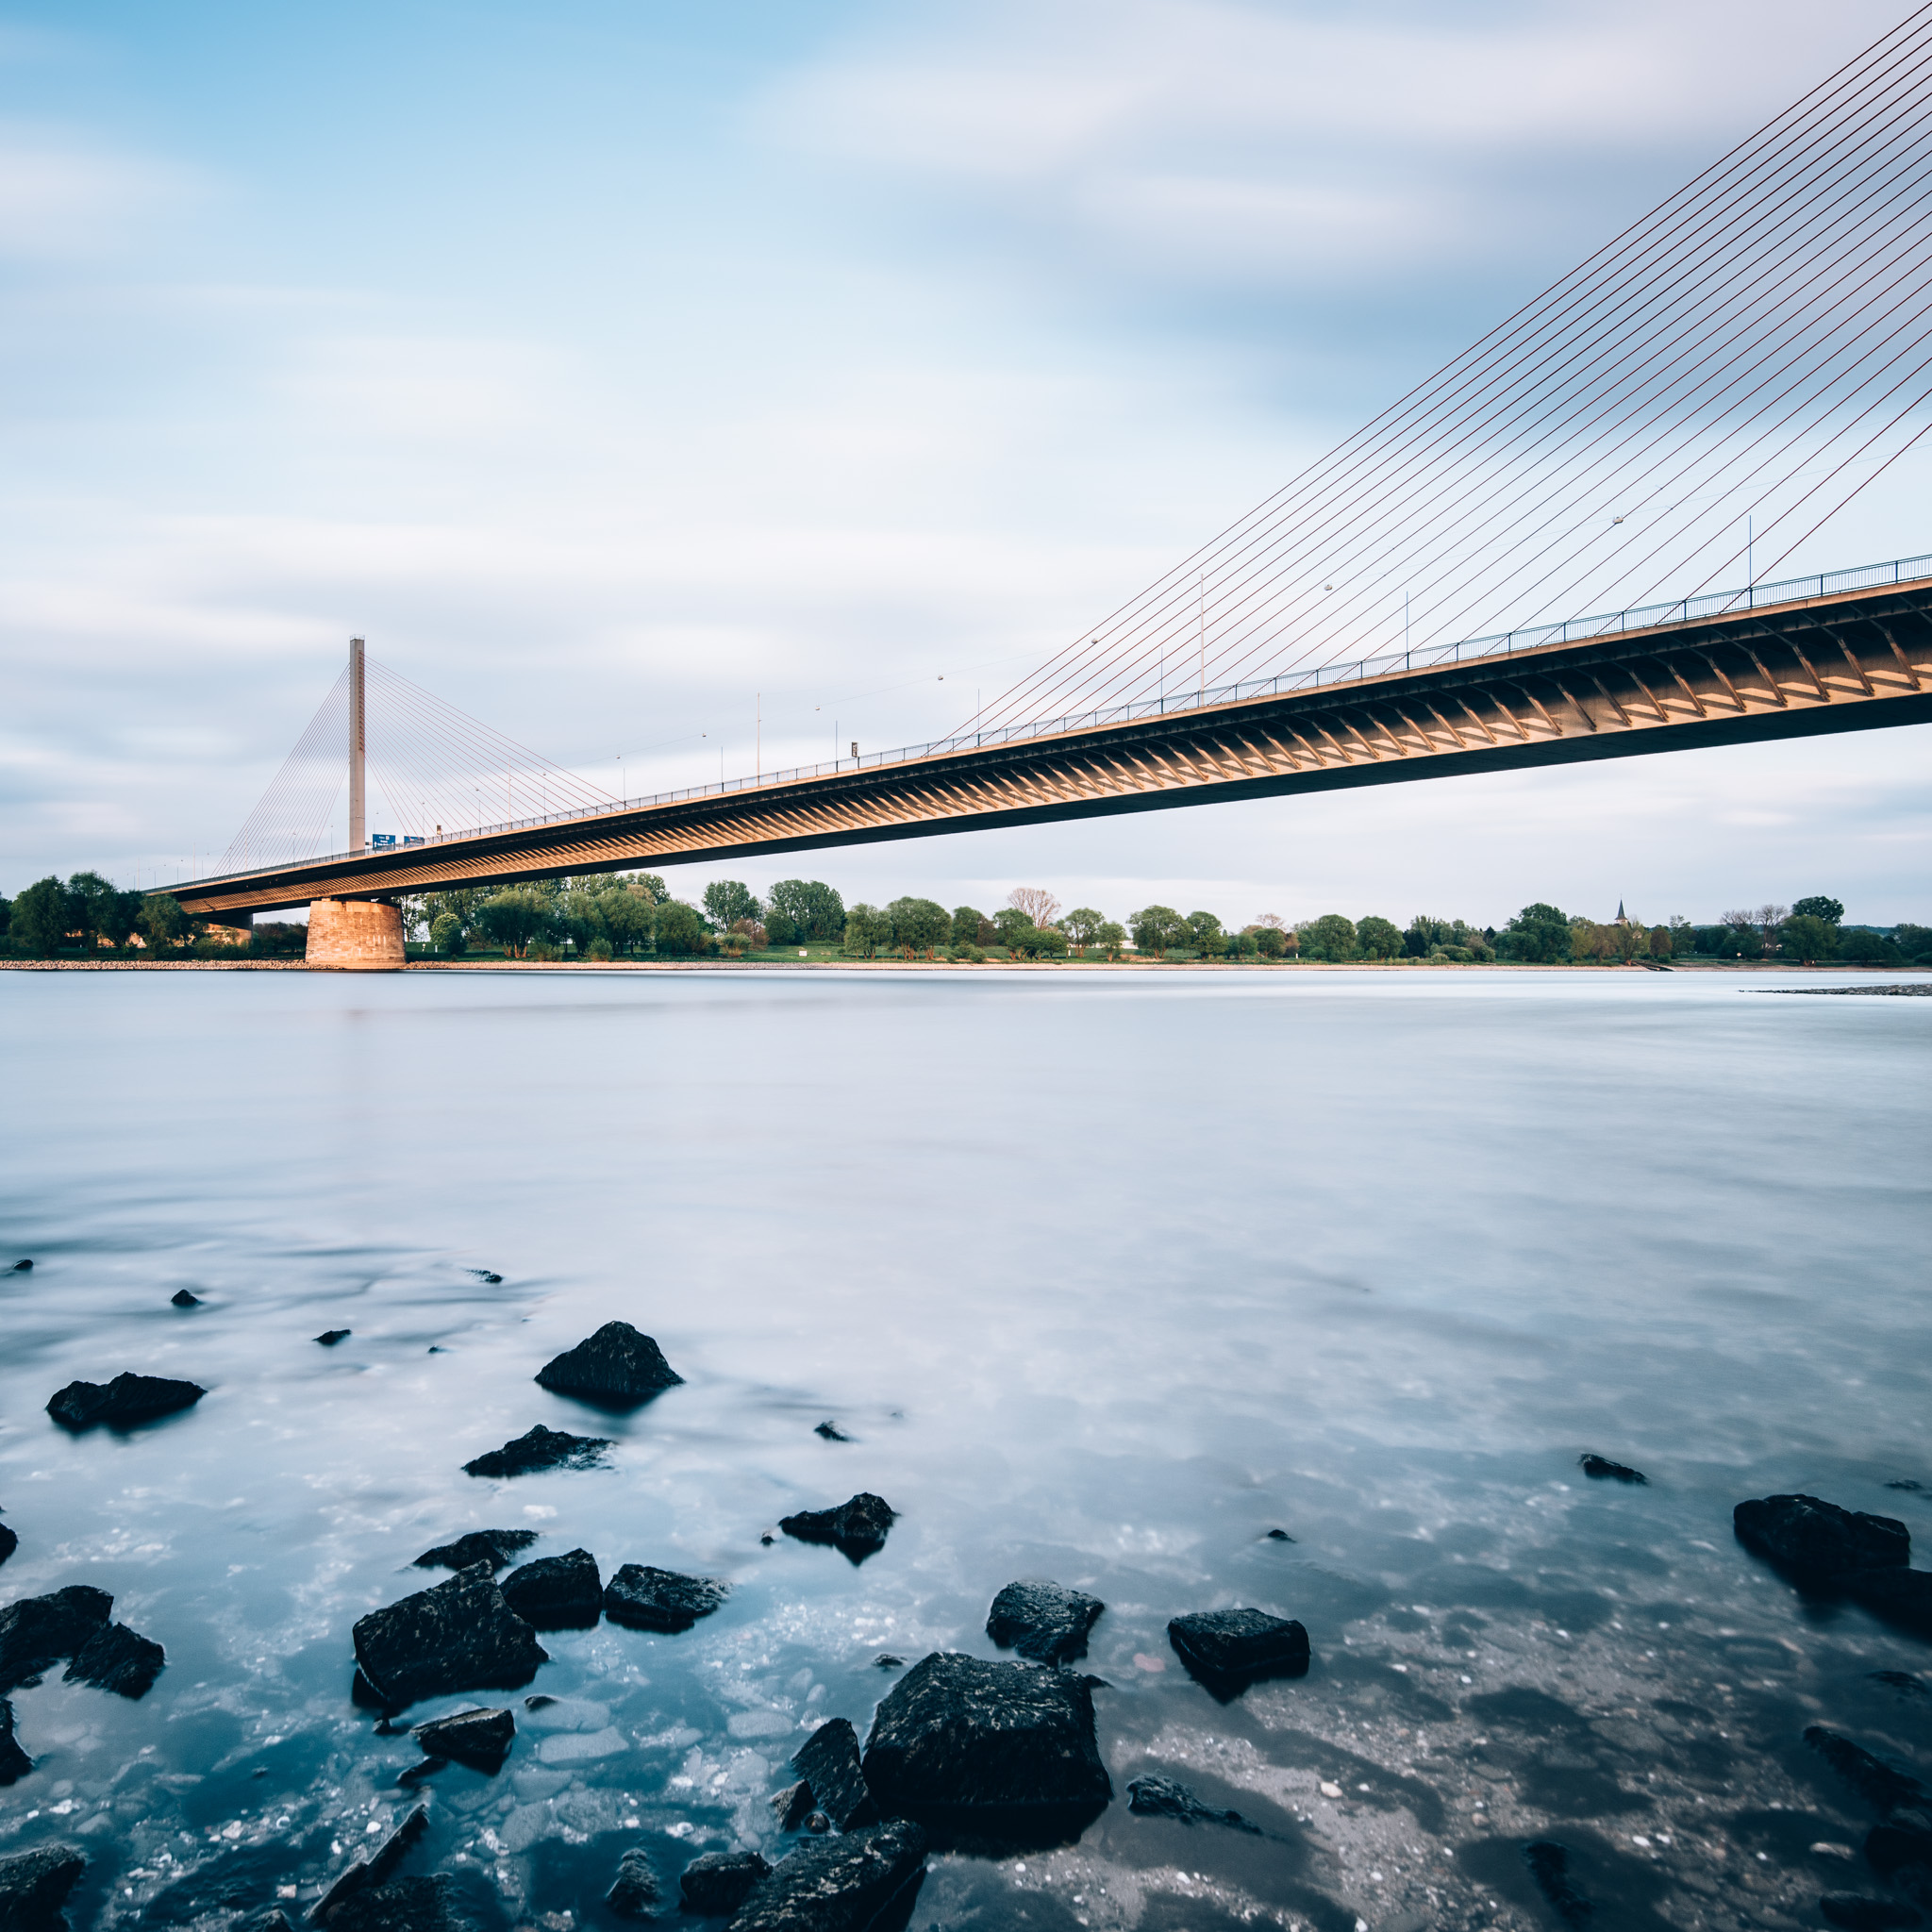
xmin=533 ymin=1323 xmax=682 ymax=1405
xmin=0 ymin=1586 xmax=113 ymax=1692
xmin=1166 ymin=1608 xmax=1308 ymax=1692
xmin=1866 ymin=1823 xmax=1932 ymax=1884
xmin=351 ymin=1564 xmax=547 ymax=1709
xmin=986 ymin=1581 xmax=1105 ymax=1666
xmin=1124 ymin=1774 xmax=1260 ymax=1833
xmin=604 ymin=1849 xmax=660 ymax=1919
xmin=308 ymin=1807 xmax=429 ymax=1924
xmin=8 ymin=1261 xmax=29 ymax=1273
xmin=0 ymin=1846 xmax=84 ymax=1928
xmin=1579 ymin=1454 xmax=1647 ymax=1484
xmin=412 ymin=1530 xmax=539 ymax=1573
xmin=0 ymin=1524 xmax=16 ymax=1569
xmin=603 ymin=1564 xmax=729 ymax=1633
xmin=791 ymin=1718 xmax=877 ymax=1830
xmin=1522 ymin=1840 xmax=1591 ymax=1928
xmin=315 ymin=1330 xmax=351 ymax=1347
xmin=1821 ymin=1895 xmax=1924 ymax=1930
xmin=327 ymin=1876 xmax=475 ymax=1932
xmin=1805 ymin=1726 xmax=1927 ymax=1813
xmin=170 ymin=1291 xmax=200 ymax=1308
xmin=860 ymin=1653 xmax=1111 ymax=1847
xmin=814 ymin=1422 xmax=851 ymax=1441
xmin=64 ymin=1623 xmax=164 ymax=1698
xmin=678 ymin=1850 xmax=770 ymax=1915
xmin=410 ymin=1707 xmax=514 ymax=1773
xmin=0 ymin=1700 xmax=30 ymax=1784
xmin=1846 ymin=1569 xmax=1932 ymax=1637
xmin=461 ymin=1425 xmax=608 ymax=1478
xmin=1734 ymin=1495 xmax=1909 ymax=1581
xmin=499 ymin=1550 xmax=602 ymax=1629
xmin=729 ymin=1821 xmax=927 ymax=1931
xmin=779 ymin=1494 xmax=896 ymax=1563
xmin=45 ymin=1374 xmax=204 ymax=1430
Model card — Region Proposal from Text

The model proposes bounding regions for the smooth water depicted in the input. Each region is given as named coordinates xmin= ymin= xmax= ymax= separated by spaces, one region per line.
xmin=2 ymin=966 xmax=1930 ymax=1932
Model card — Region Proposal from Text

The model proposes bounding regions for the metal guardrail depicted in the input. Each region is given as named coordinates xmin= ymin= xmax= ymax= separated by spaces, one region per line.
xmin=180 ymin=547 xmax=1932 ymax=891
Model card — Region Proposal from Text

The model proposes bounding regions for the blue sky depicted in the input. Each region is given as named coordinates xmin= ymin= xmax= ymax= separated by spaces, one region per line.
xmin=3 ymin=0 xmax=1927 ymax=924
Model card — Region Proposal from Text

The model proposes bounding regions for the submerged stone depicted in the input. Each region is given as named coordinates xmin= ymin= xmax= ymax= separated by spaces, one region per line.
xmin=1734 ymin=1494 xmax=1909 ymax=1581
xmin=499 ymin=1549 xmax=602 ymax=1629
xmin=1847 ymin=1569 xmax=1932 ymax=1637
xmin=603 ymin=1563 xmax=729 ymax=1634
xmin=461 ymin=1425 xmax=608 ymax=1479
xmin=728 ymin=1821 xmax=926 ymax=1931
xmin=325 ymin=1875 xmax=475 ymax=1932
xmin=1579 ymin=1453 xmax=1647 ymax=1484
xmin=0 ymin=1586 xmax=113 ymax=1692
xmin=604 ymin=1849 xmax=660 ymax=1919
xmin=0 ymin=1699 xmax=30 ymax=1784
xmin=351 ymin=1564 xmax=547 ymax=1709
xmin=64 ymin=1622 xmax=165 ymax=1698
xmin=412 ymin=1530 xmax=538 ymax=1574
xmin=860 ymin=1652 xmax=1111 ymax=1846
xmin=986 ymin=1581 xmax=1105 ymax=1666
xmin=0 ymin=1845 xmax=84 ymax=1928
xmin=534 ymin=1323 xmax=682 ymax=1405
xmin=791 ymin=1718 xmax=877 ymax=1830
xmin=1806 ymin=1726 xmax=1926 ymax=1814
xmin=1821 ymin=1896 xmax=1924 ymax=1930
xmin=678 ymin=1849 xmax=770 ymax=1914
xmin=45 ymin=1374 xmax=204 ymax=1430
xmin=1124 ymin=1774 xmax=1260 ymax=1833
xmin=779 ymin=1494 xmax=895 ymax=1563
xmin=410 ymin=1707 xmax=514 ymax=1773
xmin=1522 ymin=1840 xmax=1591 ymax=1928
xmin=1166 ymin=1608 xmax=1308 ymax=1691
xmin=309 ymin=1807 xmax=428 ymax=1924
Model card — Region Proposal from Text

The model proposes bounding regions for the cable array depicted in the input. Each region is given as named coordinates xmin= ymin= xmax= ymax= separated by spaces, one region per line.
xmin=970 ymin=5 xmax=1932 ymax=733
xmin=220 ymin=667 xmax=350 ymax=873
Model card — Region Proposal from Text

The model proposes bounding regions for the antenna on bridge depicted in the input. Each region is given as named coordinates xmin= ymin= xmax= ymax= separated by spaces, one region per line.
xmin=348 ymin=637 xmax=366 ymax=856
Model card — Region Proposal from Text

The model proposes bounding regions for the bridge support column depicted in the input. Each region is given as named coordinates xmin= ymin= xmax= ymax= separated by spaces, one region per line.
xmin=307 ymin=898 xmax=406 ymax=972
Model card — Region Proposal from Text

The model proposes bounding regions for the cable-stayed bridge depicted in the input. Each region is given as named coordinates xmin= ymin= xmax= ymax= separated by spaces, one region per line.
xmin=170 ymin=8 xmax=1932 ymax=963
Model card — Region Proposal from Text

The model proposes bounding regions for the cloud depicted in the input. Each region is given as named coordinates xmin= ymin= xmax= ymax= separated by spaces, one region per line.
xmin=0 ymin=121 xmax=203 ymax=261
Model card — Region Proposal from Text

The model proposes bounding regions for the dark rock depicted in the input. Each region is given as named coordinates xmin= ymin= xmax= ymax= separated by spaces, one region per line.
xmin=1735 ymin=1495 xmax=1909 ymax=1582
xmin=1890 ymin=1482 xmax=1924 ymax=1493
xmin=792 ymin=1718 xmax=877 ymax=1830
xmin=351 ymin=1563 xmax=547 ymax=1709
xmin=604 ymin=1848 xmax=659 ymax=1919
xmin=461 ymin=1425 xmax=608 ymax=1478
xmin=45 ymin=1373 xmax=205 ymax=1430
xmin=0 ymin=1585 xmax=113 ymax=1691
xmin=986 ymin=1580 xmax=1105 ymax=1666
xmin=1873 ymin=1673 xmax=1929 ymax=1698
xmin=316 ymin=1330 xmax=351 ymax=1347
xmin=773 ymin=1781 xmax=813 ymax=1829
xmin=679 ymin=1849 xmax=770 ymax=1914
xmin=0 ymin=1700 xmax=30 ymax=1784
xmin=860 ymin=1653 xmax=1111 ymax=1847
xmin=805 ymin=1814 xmax=830 ymax=1835
xmin=327 ymin=1875 xmax=475 ymax=1932
xmin=728 ymin=1820 xmax=926 ymax=1931
xmin=243 ymin=1912 xmax=298 ymax=1932
xmin=1807 ymin=1726 xmax=1926 ymax=1814
xmin=410 ymin=1707 xmax=514 ymax=1773
xmin=0 ymin=1524 xmax=15 ymax=1568
xmin=1579 ymin=1454 xmax=1647 ymax=1484
xmin=395 ymin=1758 xmax=443 ymax=1787
xmin=499 ymin=1549 xmax=602 ymax=1629
xmin=64 ymin=1621 xmax=164 ymax=1698
xmin=779 ymin=1494 xmax=895 ymax=1563
xmin=1166 ymin=1608 xmax=1308 ymax=1693
xmin=1124 ymin=1774 xmax=1261 ymax=1833
xmin=467 ymin=1270 xmax=503 ymax=1284
xmin=1522 ymin=1839 xmax=1591 ymax=1927
xmin=0 ymin=1845 xmax=84 ymax=1928
xmin=1847 ymin=1570 xmax=1932 ymax=1637
xmin=524 ymin=1694 xmax=556 ymax=1709
xmin=1821 ymin=1896 xmax=1924 ymax=1930
xmin=170 ymin=1291 xmax=200 ymax=1308
xmin=533 ymin=1322 xmax=682 ymax=1406
xmin=874 ymin=1655 xmax=903 ymax=1670
xmin=815 ymin=1422 xmax=851 ymax=1441
xmin=603 ymin=1563 xmax=729 ymax=1633
xmin=413 ymin=1530 xmax=539 ymax=1573
xmin=308 ymin=1807 xmax=427 ymax=1924
xmin=9 ymin=1261 xmax=29 ymax=1273
xmin=1265 ymin=1528 xmax=1293 ymax=1541
xmin=1866 ymin=1824 xmax=1932 ymax=1884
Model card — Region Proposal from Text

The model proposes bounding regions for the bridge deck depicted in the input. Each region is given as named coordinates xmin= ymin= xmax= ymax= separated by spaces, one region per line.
xmin=175 ymin=575 xmax=1932 ymax=919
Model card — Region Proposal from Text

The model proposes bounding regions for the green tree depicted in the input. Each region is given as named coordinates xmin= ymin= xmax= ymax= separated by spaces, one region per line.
xmin=841 ymin=904 xmax=889 ymax=958
xmin=1779 ymin=913 xmax=1836 ymax=964
xmin=1608 ymin=920 xmax=1651 ymax=963
xmin=429 ymin=911 xmax=466 ymax=957
xmin=703 ymin=880 xmax=759 ymax=930
xmin=1357 ymin=915 xmax=1404 ymax=960
xmin=769 ymin=879 xmax=845 ymax=941
xmin=476 ymin=887 xmax=558 ymax=958
xmin=1792 ymin=895 xmax=1844 ymax=925
xmin=999 ymin=921 xmax=1042 ymax=959
xmin=600 ymin=889 xmax=655 ymax=957
xmin=764 ymin=904 xmax=798 ymax=945
xmin=1496 ymin=903 xmax=1572 ymax=963
xmin=950 ymin=905 xmax=990 ymax=946
xmin=249 ymin=921 xmax=307 ymax=958
xmin=651 ymin=900 xmax=711 ymax=955
xmin=1126 ymin=905 xmax=1185 ymax=958
xmin=1095 ymin=921 xmax=1126 ymax=960
xmin=1404 ymin=914 xmax=1453 ymax=957
xmin=12 ymin=876 xmax=72 ymax=956
xmin=1298 ymin=913 xmax=1357 ymax=962
xmin=1251 ymin=924 xmax=1287 ymax=959
xmin=136 ymin=893 xmax=187 ymax=956
xmin=1228 ymin=928 xmax=1258 ymax=960
xmin=1840 ymin=927 xmax=1904 ymax=966
xmin=887 ymin=895 xmax=951 ymax=958
xmin=991 ymin=907 xmax=1036 ymax=950
xmin=1184 ymin=910 xmax=1225 ymax=958
xmin=1032 ymin=925 xmax=1068 ymax=958
xmin=559 ymin=888 xmax=609 ymax=956
xmin=1894 ymin=922 xmax=1932 ymax=962
xmin=1061 ymin=908 xmax=1105 ymax=954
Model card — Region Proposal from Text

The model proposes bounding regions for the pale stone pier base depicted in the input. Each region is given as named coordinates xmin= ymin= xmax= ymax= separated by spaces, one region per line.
xmin=307 ymin=898 xmax=406 ymax=972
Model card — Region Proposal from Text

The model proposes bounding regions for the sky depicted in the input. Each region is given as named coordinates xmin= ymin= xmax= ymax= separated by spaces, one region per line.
xmin=2 ymin=0 xmax=1928 ymax=926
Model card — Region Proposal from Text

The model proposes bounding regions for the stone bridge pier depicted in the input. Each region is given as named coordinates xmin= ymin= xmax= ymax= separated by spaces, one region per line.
xmin=307 ymin=898 xmax=406 ymax=971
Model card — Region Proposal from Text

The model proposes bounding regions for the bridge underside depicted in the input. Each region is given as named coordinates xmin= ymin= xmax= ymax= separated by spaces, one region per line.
xmin=176 ymin=576 xmax=1932 ymax=923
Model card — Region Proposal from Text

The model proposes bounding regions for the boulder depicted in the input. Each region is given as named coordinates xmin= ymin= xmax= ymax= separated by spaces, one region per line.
xmin=1806 ymin=1726 xmax=1926 ymax=1814
xmin=1848 ymin=1570 xmax=1932 ymax=1637
xmin=410 ymin=1707 xmax=514 ymax=1773
xmin=0 ymin=1846 xmax=84 ymax=1929
xmin=1579 ymin=1454 xmax=1647 ymax=1484
xmin=1124 ymin=1774 xmax=1259 ymax=1833
xmin=1822 ymin=1896 xmax=1924 ymax=1930
xmin=604 ymin=1849 xmax=660 ymax=1919
xmin=351 ymin=1564 xmax=547 ymax=1709
xmin=64 ymin=1622 xmax=164 ymax=1698
xmin=45 ymin=1374 xmax=204 ymax=1430
xmin=0 ymin=1700 xmax=29 ymax=1784
xmin=170 ymin=1291 xmax=200 ymax=1308
xmin=679 ymin=1850 xmax=770 ymax=1914
xmin=727 ymin=1821 xmax=926 ymax=1931
xmin=8 ymin=1261 xmax=30 ymax=1273
xmin=0 ymin=1524 xmax=15 ymax=1568
xmin=0 ymin=1586 xmax=113 ymax=1692
xmin=779 ymin=1495 xmax=895 ymax=1563
xmin=791 ymin=1718 xmax=877 ymax=1830
xmin=1866 ymin=1824 xmax=1932 ymax=1885
xmin=860 ymin=1653 xmax=1111 ymax=1847
xmin=815 ymin=1422 xmax=851 ymax=1441
xmin=1734 ymin=1495 xmax=1909 ymax=1582
xmin=413 ymin=1530 xmax=538 ymax=1574
xmin=308 ymin=1807 xmax=427 ymax=1924
xmin=1166 ymin=1608 xmax=1308 ymax=1691
xmin=533 ymin=1323 xmax=682 ymax=1406
xmin=499 ymin=1550 xmax=602 ymax=1629
xmin=1522 ymin=1840 xmax=1591 ymax=1929
xmin=603 ymin=1564 xmax=729 ymax=1634
xmin=316 ymin=1331 xmax=351 ymax=1347
xmin=325 ymin=1876 xmax=475 ymax=1932
xmin=461 ymin=1425 xmax=608 ymax=1479
xmin=986 ymin=1581 xmax=1105 ymax=1666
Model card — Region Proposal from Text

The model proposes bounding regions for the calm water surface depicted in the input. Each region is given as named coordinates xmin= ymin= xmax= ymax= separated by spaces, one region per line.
xmin=3 ymin=967 xmax=1930 ymax=1932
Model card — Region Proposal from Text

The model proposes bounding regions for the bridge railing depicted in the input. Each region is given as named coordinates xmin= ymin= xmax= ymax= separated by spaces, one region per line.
xmin=179 ymin=547 xmax=1932 ymax=890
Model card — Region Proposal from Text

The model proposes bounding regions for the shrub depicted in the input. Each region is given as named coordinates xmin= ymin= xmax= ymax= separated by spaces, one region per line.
xmin=586 ymin=937 xmax=613 ymax=962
